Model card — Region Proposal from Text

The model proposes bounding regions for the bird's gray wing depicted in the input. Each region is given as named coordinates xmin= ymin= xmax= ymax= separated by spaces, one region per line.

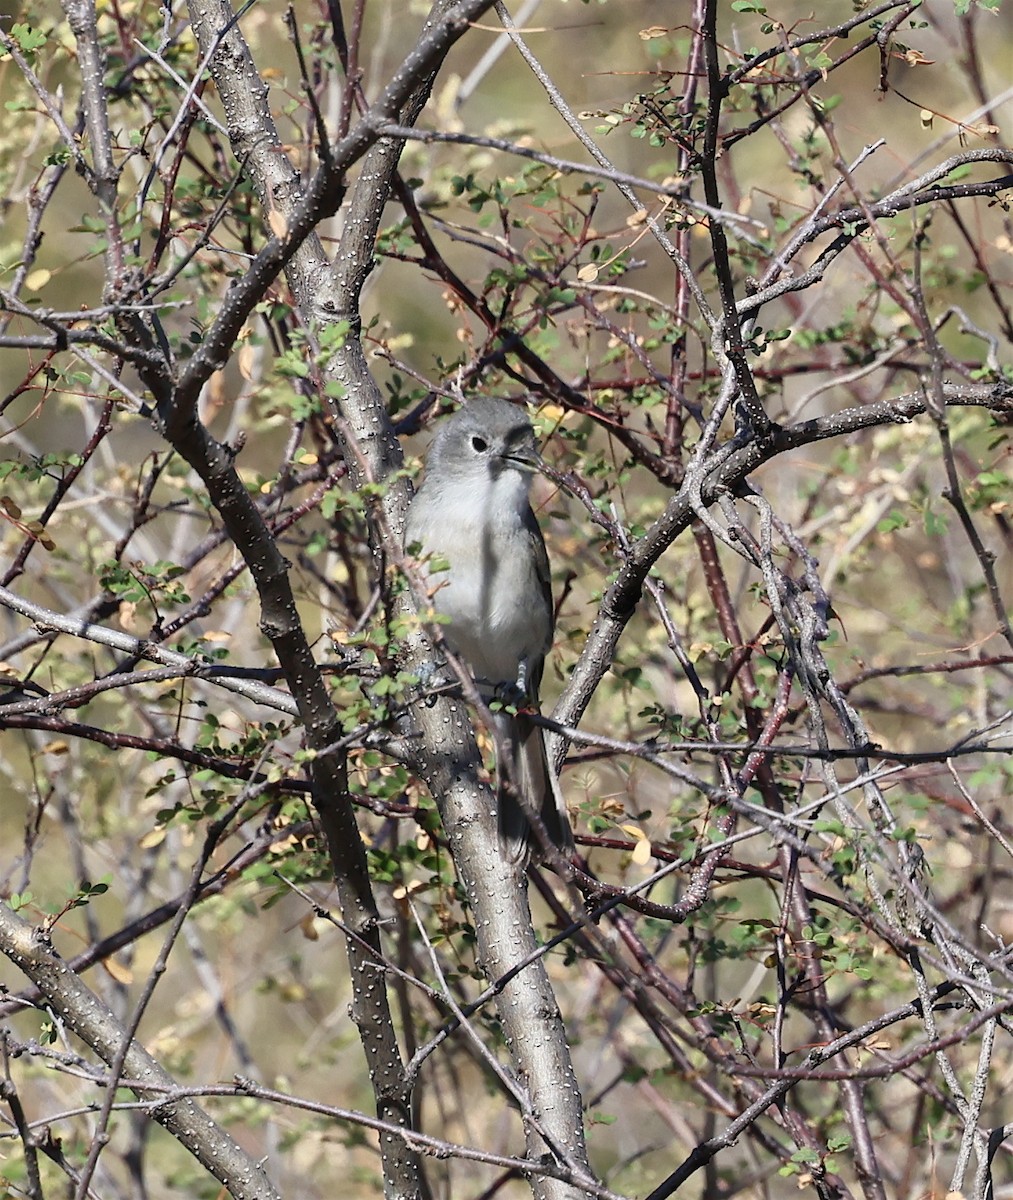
xmin=522 ymin=503 xmax=553 ymax=694
xmin=497 ymin=502 xmax=572 ymax=863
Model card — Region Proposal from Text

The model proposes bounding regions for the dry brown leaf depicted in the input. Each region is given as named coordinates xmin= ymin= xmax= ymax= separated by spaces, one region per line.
xmin=238 ymin=342 xmax=256 ymax=382
xmin=902 ymin=48 xmax=935 ymax=66
xmin=118 ymin=600 xmax=139 ymax=631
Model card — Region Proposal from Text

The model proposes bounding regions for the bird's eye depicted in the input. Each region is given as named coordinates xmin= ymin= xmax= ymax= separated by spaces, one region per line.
xmin=470 ymin=435 xmax=488 ymax=453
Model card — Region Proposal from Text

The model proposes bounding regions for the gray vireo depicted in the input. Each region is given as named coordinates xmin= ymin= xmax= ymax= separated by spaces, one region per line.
xmin=405 ymin=397 xmax=573 ymax=863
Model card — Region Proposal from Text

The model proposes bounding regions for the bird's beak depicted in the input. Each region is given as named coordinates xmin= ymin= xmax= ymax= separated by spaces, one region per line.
xmin=501 ymin=443 xmax=545 ymax=474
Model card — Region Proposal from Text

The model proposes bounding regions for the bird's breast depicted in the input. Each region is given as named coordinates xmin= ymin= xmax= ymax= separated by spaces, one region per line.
xmin=411 ymin=502 xmax=549 ymax=685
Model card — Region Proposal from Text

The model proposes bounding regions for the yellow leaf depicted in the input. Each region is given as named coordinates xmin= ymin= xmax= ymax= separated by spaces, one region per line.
xmin=619 ymin=824 xmax=646 ymax=841
xmin=576 ymin=263 xmax=599 ymax=282
xmin=538 ymin=404 xmax=566 ymax=425
xmin=139 ymin=826 xmax=167 ymax=849
xmin=639 ymin=26 xmax=668 ymax=40
xmin=631 ymin=837 xmax=653 ymax=866
xmin=41 ymin=740 xmax=69 ymax=755
xmin=625 ymin=208 xmax=648 ymax=227
xmin=920 ymin=109 xmax=934 ymax=129
xmin=25 ymin=268 xmax=51 ymax=291
xmin=102 ymin=957 xmax=134 ymax=985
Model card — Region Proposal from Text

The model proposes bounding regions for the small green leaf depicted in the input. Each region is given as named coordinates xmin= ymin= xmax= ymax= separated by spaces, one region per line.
xmin=923 ymin=508 xmax=948 ymax=536
xmin=877 ymin=510 xmax=908 ymax=533
xmin=11 ymin=23 xmax=48 ymax=55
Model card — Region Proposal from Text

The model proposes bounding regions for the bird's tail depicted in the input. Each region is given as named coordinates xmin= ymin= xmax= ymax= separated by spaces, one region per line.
xmin=496 ymin=711 xmax=574 ymax=865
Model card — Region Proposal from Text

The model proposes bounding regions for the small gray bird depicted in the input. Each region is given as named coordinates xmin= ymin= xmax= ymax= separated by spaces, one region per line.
xmin=405 ymin=397 xmax=573 ymax=863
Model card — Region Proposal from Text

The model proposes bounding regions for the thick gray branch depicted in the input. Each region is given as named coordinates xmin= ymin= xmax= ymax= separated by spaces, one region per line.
xmin=0 ymin=904 xmax=282 ymax=1200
